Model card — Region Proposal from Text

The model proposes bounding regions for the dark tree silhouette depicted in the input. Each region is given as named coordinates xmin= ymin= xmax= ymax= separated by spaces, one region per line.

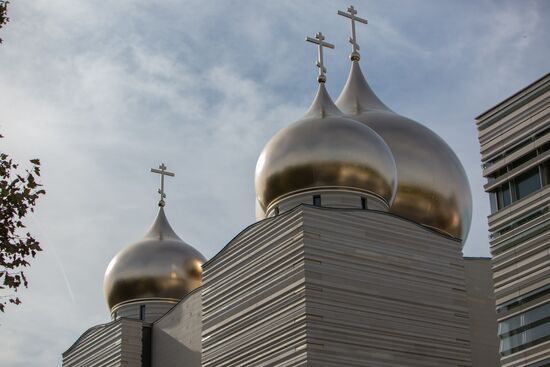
xmin=0 ymin=135 xmax=45 ymax=311
xmin=0 ymin=1 xmax=9 ymax=44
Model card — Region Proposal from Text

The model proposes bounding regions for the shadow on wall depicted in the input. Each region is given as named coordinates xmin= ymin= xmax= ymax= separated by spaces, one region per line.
xmin=152 ymin=327 xmax=201 ymax=367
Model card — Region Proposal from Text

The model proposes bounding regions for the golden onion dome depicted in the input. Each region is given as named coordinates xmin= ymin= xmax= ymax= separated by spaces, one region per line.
xmin=103 ymin=207 xmax=205 ymax=311
xmin=335 ymin=60 xmax=472 ymax=241
xmin=255 ymin=82 xmax=397 ymax=214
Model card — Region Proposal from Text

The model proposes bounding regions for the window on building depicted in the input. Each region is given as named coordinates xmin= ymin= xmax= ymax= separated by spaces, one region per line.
xmin=526 ymin=358 xmax=550 ymax=367
xmin=489 ymin=166 xmax=508 ymax=181
xmin=496 ymin=182 xmax=512 ymax=210
xmin=490 ymin=160 xmax=550 ymax=214
xmin=542 ymin=160 xmax=550 ymax=186
xmin=313 ymin=195 xmax=321 ymax=207
xmin=498 ymin=302 xmax=550 ymax=356
xmin=140 ymin=305 xmax=146 ymax=321
xmin=490 ymin=206 xmax=549 ymax=240
xmin=514 ymin=167 xmax=542 ymax=200
xmin=510 ymin=150 xmax=538 ymax=170
xmin=361 ymin=197 xmax=367 ymax=209
xmin=497 ymin=285 xmax=550 ymax=314
xmin=537 ymin=142 xmax=550 ymax=154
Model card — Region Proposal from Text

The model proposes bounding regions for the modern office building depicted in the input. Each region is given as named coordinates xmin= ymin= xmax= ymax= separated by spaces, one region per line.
xmin=63 ymin=7 xmax=499 ymax=367
xmin=475 ymin=73 xmax=550 ymax=367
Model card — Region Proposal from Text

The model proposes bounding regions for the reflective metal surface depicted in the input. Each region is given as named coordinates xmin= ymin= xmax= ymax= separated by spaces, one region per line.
xmin=103 ymin=207 xmax=206 ymax=310
xmin=305 ymin=32 xmax=335 ymax=83
xmin=255 ymin=83 xmax=397 ymax=213
xmin=337 ymin=5 xmax=368 ymax=62
xmin=335 ymin=61 xmax=472 ymax=241
xmin=150 ymin=163 xmax=175 ymax=207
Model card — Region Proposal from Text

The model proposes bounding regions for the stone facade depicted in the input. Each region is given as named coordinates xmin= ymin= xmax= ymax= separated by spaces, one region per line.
xmin=202 ymin=205 xmax=477 ymax=366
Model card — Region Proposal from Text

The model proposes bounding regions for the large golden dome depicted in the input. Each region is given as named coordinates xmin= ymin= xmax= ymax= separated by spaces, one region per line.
xmin=255 ymin=83 xmax=397 ymax=213
xmin=103 ymin=207 xmax=205 ymax=311
xmin=335 ymin=61 xmax=472 ymax=240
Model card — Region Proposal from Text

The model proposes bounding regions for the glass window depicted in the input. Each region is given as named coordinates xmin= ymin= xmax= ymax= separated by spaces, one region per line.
xmin=497 ymin=285 xmax=550 ymax=313
xmin=500 ymin=322 xmax=550 ymax=355
xmin=538 ymin=142 xmax=550 ymax=154
xmin=313 ymin=195 xmax=321 ymax=207
xmin=489 ymin=192 xmax=498 ymax=213
xmin=496 ymin=182 xmax=512 ymax=209
xmin=140 ymin=305 xmax=146 ymax=321
xmin=542 ymin=161 xmax=550 ymax=186
xmin=499 ymin=302 xmax=550 ymax=356
xmin=510 ymin=150 xmax=537 ymax=169
xmin=499 ymin=302 xmax=550 ymax=334
xmin=514 ymin=167 xmax=542 ymax=200
xmin=527 ymin=358 xmax=550 ymax=367
xmin=489 ymin=166 xmax=508 ymax=181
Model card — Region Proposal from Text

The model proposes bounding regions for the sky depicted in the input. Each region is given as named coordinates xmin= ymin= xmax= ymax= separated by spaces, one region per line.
xmin=0 ymin=0 xmax=548 ymax=365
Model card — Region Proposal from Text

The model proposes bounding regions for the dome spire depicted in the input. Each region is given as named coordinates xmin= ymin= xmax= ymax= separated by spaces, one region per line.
xmin=305 ymin=32 xmax=334 ymax=83
xmin=104 ymin=164 xmax=205 ymax=319
xmin=335 ymin=5 xmax=390 ymax=113
xmin=303 ymin=32 xmax=340 ymax=118
xmin=150 ymin=163 xmax=175 ymax=207
xmin=337 ymin=5 xmax=368 ymax=61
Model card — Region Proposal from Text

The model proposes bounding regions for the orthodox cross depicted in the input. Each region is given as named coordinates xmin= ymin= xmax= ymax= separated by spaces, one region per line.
xmin=305 ymin=32 xmax=334 ymax=83
xmin=337 ymin=5 xmax=368 ymax=61
xmin=151 ymin=163 xmax=175 ymax=207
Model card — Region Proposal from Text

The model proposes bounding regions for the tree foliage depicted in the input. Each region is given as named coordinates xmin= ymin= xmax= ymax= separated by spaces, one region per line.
xmin=0 ymin=134 xmax=45 ymax=312
xmin=0 ymin=1 xmax=9 ymax=44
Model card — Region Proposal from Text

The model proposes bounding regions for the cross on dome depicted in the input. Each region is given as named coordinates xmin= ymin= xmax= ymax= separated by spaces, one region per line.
xmin=305 ymin=32 xmax=335 ymax=83
xmin=337 ymin=5 xmax=368 ymax=61
xmin=150 ymin=163 xmax=175 ymax=207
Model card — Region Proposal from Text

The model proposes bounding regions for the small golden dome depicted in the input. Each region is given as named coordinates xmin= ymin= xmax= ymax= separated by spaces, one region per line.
xmin=255 ymin=83 xmax=397 ymax=213
xmin=335 ymin=61 xmax=472 ymax=241
xmin=103 ymin=207 xmax=205 ymax=311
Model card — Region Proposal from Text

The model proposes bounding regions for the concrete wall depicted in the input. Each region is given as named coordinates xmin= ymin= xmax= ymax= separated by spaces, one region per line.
xmin=464 ymin=257 xmax=500 ymax=366
xmin=151 ymin=290 xmax=202 ymax=367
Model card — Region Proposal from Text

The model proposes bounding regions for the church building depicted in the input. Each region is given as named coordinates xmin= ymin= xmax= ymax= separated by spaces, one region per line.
xmin=63 ymin=6 xmax=499 ymax=367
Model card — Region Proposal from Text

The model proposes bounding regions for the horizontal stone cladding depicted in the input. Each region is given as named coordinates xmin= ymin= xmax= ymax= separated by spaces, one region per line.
xmin=475 ymin=73 xmax=550 ymax=367
xmin=476 ymin=73 xmax=550 ymax=162
xmin=202 ymin=205 xmax=472 ymax=366
xmin=201 ymin=208 xmax=309 ymax=366
xmin=491 ymin=219 xmax=549 ymax=307
xmin=488 ymin=186 xmax=550 ymax=310
xmin=301 ymin=206 xmax=471 ymax=367
xmin=62 ymin=318 xmax=146 ymax=367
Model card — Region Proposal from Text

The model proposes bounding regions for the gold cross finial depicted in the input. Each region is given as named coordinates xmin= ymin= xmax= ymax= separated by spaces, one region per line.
xmin=338 ymin=5 xmax=368 ymax=61
xmin=305 ymin=32 xmax=335 ymax=83
xmin=150 ymin=163 xmax=175 ymax=207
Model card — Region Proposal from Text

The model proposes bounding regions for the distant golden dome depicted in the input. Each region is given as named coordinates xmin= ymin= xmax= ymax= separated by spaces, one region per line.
xmin=255 ymin=83 xmax=397 ymax=213
xmin=103 ymin=207 xmax=205 ymax=311
xmin=335 ymin=61 xmax=472 ymax=241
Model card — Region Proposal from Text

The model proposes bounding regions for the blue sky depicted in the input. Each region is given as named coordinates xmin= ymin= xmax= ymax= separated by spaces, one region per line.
xmin=0 ymin=0 xmax=549 ymax=365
